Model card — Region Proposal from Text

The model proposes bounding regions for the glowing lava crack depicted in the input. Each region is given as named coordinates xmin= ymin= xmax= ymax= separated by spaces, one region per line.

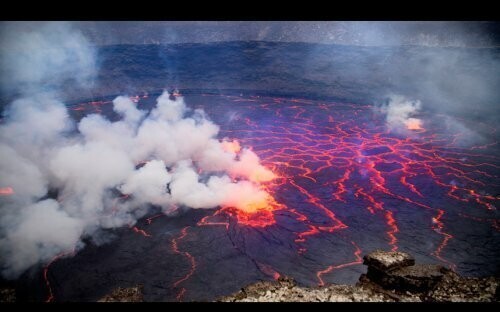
xmin=40 ymin=92 xmax=499 ymax=302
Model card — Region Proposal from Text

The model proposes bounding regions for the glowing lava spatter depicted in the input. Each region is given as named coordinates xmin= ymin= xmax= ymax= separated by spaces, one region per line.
xmin=220 ymin=138 xmax=281 ymax=226
xmin=405 ymin=118 xmax=423 ymax=130
xmin=223 ymin=181 xmax=283 ymax=228
xmin=0 ymin=187 xmax=14 ymax=195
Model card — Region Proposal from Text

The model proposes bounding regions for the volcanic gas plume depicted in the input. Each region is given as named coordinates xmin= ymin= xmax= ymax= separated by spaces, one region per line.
xmin=0 ymin=23 xmax=277 ymax=278
xmin=377 ymin=95 xmax=424 ymax=132
xmin=0 ymin=91 xmax=278 ymax=278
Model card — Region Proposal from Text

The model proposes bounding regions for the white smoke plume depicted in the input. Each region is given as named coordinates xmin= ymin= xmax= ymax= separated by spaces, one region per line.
xmin=0 ymin=23 xmax=275 ymax=279
xmin=378 ymin=94 xmax=423 ymax=132
xmin=0 ymin=22 xmax=96 ymax=96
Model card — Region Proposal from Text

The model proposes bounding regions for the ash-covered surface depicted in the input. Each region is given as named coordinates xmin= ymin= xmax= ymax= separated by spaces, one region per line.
xmin=4 ymin=91 xmax=499 ymax=302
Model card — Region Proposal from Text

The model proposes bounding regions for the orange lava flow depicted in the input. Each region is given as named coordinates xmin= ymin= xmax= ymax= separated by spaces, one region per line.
xmin=171 ymin=226 xmax=196 ymax=301
xmin=0 ymin=187 xmax=14 ymax=195
xmin=431 ymin=210 xmax=456 ymax=270
xmin=316 ymin=241 xmax=362 ymax=287
xmin=131 ymin=225 xmax=152 ymax=237
xmin=385 ymin=210 xmax=399 ymax=252
xmin=224 ymin=184 xmax=283 ymax=227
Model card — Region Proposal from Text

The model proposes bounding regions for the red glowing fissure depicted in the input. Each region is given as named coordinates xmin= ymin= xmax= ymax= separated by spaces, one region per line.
xmin=212 ymin=94 xmax=497 ymax=272
xmin=43 ymin=249 xmax=75 ymax=302
xmin=316 ymin=241 xmax=362 ymax=287
xmin=51 ymin=93 xmax=499 ymax=301
xmin=171 ymin=226 xmax=196 ymax=301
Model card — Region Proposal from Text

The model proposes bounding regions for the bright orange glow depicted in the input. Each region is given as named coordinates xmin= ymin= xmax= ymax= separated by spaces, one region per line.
xmin=248 ymin=167 xmax=276 ymax=182
xmin=238 ymin=196 xmax=271 ymax=213
xmin=218 ymin=168 xmax=282 ymax=227
xmin=225 ymin=203 xmax=278 ymax=228
xmin=0 ymin=187 xmax=14 ymax=195
xmin=227 ymin=184 xmax=282 ymax=227
xmin=405 ymin=118 xmax=423 ymax=130
xmin=221 ymin=139 xmax=241 ymax=154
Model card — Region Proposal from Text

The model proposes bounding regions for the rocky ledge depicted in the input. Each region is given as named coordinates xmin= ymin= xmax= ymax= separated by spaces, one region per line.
xmin=219 ymin=250 xmax=499 ymax=302
xmin=98 ymin=285 xmax=144 ymax=302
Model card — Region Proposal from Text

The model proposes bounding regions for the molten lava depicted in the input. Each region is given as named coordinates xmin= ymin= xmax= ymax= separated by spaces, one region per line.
xmin=405 ymin=118 xmax=423 ymax=130
xmin=225 ymin=190 xmax=281 ymax=228
xmin=43 ymin=92 xmax=498 ymax=302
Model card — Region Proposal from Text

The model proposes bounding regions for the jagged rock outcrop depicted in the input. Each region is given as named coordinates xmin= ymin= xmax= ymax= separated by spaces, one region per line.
xmin=220 ymin=250 xmax=499 ymax=302
xmin=0 ymin=288 xmax=16 ymax=302
xmin=218 ymin=276 xmax=408 ymax=302
xmin=95 ymin=251 xmax=498 ymax=302
xmin=363 ymin=250 xmax=415 ymax=271
xmin=98 ymin=285 xmax=143 ymax=302
xmin=362 ymin=250 xmax=447 ymax=292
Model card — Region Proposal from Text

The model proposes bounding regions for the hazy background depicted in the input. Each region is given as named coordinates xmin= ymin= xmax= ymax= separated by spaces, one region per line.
xmin=28 ymin=21 xmax=500 ymax=47
xmin=2 ymin=21 xmax=498 ymax=135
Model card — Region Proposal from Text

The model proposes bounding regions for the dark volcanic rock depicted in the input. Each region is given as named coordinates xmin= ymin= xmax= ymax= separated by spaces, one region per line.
xmin=98 ymin=285 xmax=144 ymax=302
xmin=363 ymin=250 xmax=436 ymax=292
xmin=363 ymin=250 xmax=415 ymax=272
xmin=220 ymin=250 xmax=498 ymax=302
xmin=425 ymin=271 xmax=499 ymax=302
xmin=0 ymin=288 xmax=16 ymax=302
xmin=368 ymin=264 xmax=447 ymax=292
xmin=219 ymin=277 xmax=393 ymax=302
xmin=388 ymin=264 xmax=447 ymax=291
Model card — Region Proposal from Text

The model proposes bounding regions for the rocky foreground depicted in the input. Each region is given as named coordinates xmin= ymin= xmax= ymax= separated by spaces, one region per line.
xmin=2 ymin=250 xmax=496 ymax=302
xmin=98 ymin=285 xmax=144 ymax=302
xmin=219 ymin=250 xmax=499 ymax=302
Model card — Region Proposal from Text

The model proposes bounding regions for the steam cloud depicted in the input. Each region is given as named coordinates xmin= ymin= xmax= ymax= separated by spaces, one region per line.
xmin=0 ymin=23 xmax=275 ymax=278
xmin=0 ymin=21 xmax=96 ymax=96
xmin=378 ymin=95 xmax=423 ymax=132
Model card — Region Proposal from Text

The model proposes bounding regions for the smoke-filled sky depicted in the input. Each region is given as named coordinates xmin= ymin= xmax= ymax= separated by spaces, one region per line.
xmin=2 ymin=21 xmax=499 ymax=47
